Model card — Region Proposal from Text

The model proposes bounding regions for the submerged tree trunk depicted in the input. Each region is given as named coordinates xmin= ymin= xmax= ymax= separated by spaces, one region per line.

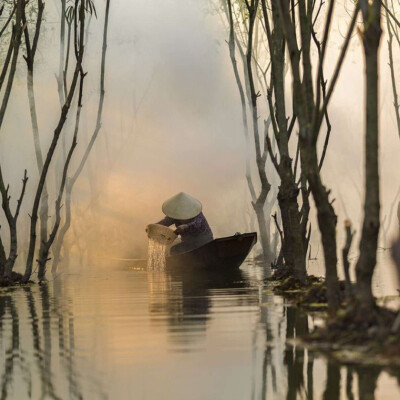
xmin=0 ymin=0 xmax=28 ymax=280
xmin=277 ymin=175 xmax=306 ymax=281
xmin=276 ymin=0 xmax=360 ymax=312
xmin=261 ymin=0 xmax=307 ymax=281
xmin=301 ymin=141 xmax=340 ymax=308
xmin=355 ymin=0 xmax=382 ymax=309
xmin=246 ymin=0 xmax=273 ymax=262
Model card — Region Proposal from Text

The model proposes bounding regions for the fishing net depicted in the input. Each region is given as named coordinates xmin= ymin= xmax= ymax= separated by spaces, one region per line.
xmin=146 ymin=224 xmax=177 ymax=271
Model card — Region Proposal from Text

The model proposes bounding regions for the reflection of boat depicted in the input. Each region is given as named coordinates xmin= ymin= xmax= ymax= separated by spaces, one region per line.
xmin=166 ymin=232 xmax=257 ymax=271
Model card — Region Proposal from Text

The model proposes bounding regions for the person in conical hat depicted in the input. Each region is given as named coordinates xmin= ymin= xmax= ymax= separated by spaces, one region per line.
xmin=156 ymin=192 xmax=213 ymax=255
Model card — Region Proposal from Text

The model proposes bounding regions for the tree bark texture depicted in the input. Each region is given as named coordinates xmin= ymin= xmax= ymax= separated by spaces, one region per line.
xmin=355 ymin=0 xmax=382 ymax=309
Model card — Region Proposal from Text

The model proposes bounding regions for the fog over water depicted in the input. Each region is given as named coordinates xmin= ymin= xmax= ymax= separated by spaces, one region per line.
xmin=1 ymin=1 xmax=400 ymax=399
xmin=0 ymin=0 xmax=399 ymax=287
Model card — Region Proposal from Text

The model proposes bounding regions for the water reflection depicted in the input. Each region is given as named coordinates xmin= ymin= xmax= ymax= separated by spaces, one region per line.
xmin=0 ymin=284 xmax=93 ymax=399
xmin=148 ymin=268 xmax=246 ymax=351
xmin=0 ymin=266 xmax=398 ymax=399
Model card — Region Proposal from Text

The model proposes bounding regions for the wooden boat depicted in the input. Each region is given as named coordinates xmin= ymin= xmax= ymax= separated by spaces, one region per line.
xmin=166 ymin=232 xmax=257 ymax=271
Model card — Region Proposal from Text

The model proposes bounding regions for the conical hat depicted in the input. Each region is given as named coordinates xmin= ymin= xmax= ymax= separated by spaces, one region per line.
xmin=162 ymin=192 xmax=202 ymax=220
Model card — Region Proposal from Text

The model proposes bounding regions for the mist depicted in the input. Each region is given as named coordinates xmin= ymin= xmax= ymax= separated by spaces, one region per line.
xmin=0 ymin=0 xmax=399 ymax=274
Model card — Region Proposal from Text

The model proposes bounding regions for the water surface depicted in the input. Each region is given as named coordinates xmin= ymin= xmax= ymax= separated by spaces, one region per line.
xmin=0 ymin=263 xmax=399 ymax=399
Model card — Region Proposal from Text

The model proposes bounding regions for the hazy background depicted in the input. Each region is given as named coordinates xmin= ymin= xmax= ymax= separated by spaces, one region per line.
xmin=0 ymin=0 xmax=399 ymax=285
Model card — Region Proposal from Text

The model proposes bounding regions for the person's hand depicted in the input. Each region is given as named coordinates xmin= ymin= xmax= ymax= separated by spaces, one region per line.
xmin=174 ymin=224 xmax=188 ymax=235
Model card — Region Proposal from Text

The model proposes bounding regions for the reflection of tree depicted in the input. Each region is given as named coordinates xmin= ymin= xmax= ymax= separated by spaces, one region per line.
xmin=260 ymin=292 xmax=278 ymax=399
xmin=322 ymin=361 xmax=340 ymax=400
xmin=285 ymin=307 xmax=308 ymax=400
xmin=0 ymin=283 xmax=109 ymax=399
xmin=307 ymin=352 xmax=315 ymax=400
xmin=24 ymin=286 xmax=61 ymax=400
xmin=355 ymin=365 xmax=381 ymax=400
xmin=346 ymin=367 xmax=355 ymax=400
xmin=52 ymin=278 xmax=107 ymax=400
xmin=0 ymin=294 xmax=19 ymax=400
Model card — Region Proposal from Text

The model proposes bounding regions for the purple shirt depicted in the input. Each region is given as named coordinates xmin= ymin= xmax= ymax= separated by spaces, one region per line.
xmin=157 ymin=212 xmax=213 ymax=243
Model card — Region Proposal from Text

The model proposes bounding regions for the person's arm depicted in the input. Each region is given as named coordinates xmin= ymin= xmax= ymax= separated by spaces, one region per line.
xmin=175 ymin=215 xmax=202 ymax=235
xmin=156 ymin=216 xmax=174 ymax=227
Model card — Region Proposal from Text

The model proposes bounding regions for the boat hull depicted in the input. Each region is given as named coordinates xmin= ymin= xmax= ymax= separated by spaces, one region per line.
xmin=166 ymin=232 xmax=257 ymax=271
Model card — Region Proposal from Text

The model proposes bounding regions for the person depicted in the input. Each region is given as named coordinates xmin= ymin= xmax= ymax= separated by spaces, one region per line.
xmin=156 ymin=192 xmax=213 ymax=255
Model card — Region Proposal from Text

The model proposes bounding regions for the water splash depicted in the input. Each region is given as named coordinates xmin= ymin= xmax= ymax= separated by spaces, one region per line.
xmin=147 ymin=238 xmax=169 ymax=271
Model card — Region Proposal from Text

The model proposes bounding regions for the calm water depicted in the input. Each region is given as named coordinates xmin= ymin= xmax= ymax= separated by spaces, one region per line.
xmin=0 ymin=262 xmax=399 ymax=400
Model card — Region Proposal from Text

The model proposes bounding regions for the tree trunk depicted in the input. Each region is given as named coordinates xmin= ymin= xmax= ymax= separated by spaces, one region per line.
xmin=356 ymin=366 xmax=380 ymax=400
xmin=301 ymin=140 xmax=340 ymax=311
xmin=342 ymin=220 xmax=354 ymax=297
xmin=0 ymin=236 xmax=6 ymax=276
xmin=260 ymin=0 xmax=307 ymax=278
xmin=355 ymin=0 xmax=382 ymax=309
xmin=278 ymin=156 xmax=307 ymax=282
xmin=27 ymin=68 xmax=50 ymax=279
xmin=24 ymin=0 xmax=85 ymax=282
xmin=254 ymin=204 xmax=272 ymax=262
xmin=52 ymin=0 xmax=111 ymax=273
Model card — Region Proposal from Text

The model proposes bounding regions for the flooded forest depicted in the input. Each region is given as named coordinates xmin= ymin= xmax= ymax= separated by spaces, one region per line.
xmin=0 ymin=0 xmax=400 ymax=399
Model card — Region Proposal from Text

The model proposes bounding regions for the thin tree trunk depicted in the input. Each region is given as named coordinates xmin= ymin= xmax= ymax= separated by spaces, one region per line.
xmin=342 ymin=220 xmax=354 ymax=298
xmin=262 ymin=0 xmax=307 ymax=280
xmin=0 ymin=236 xmax=6 ymax=275
xmin=385 ymin=1 xmax=400 ymax=138
xmin=38 ymin=71 xmax=84 ymax=279
xmin=275 ymin=0 xmax=359 ymax=312
xmin=57 ymin=0 xmax=66 ymax=106
xmin=246 ymin=0 xmax=273 ymax=262
xmin=355 ymin=0 xmax=382 ymax=309
xmin=24 ymin=0 xmax=85 ymax=282
xmin=22 ymin=1 xmax=48 ymax=275
xmin=226 ymin=0 xmax=257 ymax=204
xmin=52 ymin=0 xmax=111 ymax=273
xmin=254 ymin=205 xmax=272 ymax=260
xmin=27 ymin=68 xmax=50 ymax=273
xmin=302 ymin=142 xmax=340 ymax=309
xmin=226 ymin=0 xmax=273 ymax=262
xmin=0 ymin=0 xmax=28 ymax=280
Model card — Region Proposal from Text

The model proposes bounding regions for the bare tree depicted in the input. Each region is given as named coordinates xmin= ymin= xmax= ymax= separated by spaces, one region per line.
xmin=36 ymin=62 xmax=86 ymax=279
xmin=260 ymin=0 xmax=308 ymax=282
xmin=21 ymin=0 xmax=51 ymax=282
xmin=23 ymin=0 xmax=87 ymax=282
xmin=276 ymin=0 xmax=360 ymax=312
xmin=0 ymin=0 xmax=29 ymax=282
xmin=354 ymin=0 xmax=383 ymax=310
xmin=52 ymin=0 xmax=111 ymax=273
xmin=225 ymin=0 xmax=275 ymax=262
